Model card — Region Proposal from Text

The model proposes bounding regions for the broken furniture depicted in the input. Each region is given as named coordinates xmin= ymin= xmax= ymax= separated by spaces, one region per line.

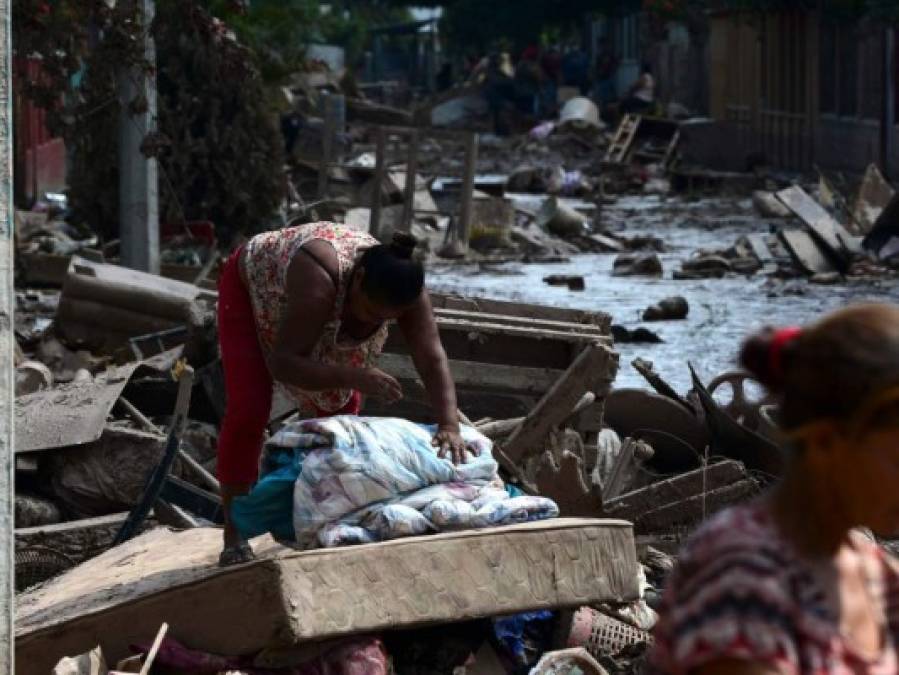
xmin=371 ymin=293 xmax=617 ymax=513
xmin=604 ymin=115 xmax=680 ymax=170
xmin=603 ymin=459 xmax=759 ymax=533
xmin=56 ymin=257 xmax=216 ymax=353
xmin=689 ymin=365 xmax=783 ymax=478
xmin=368 ymin=127 xmax=476 ymax=248
xmin=16 ymin=519 xmax=639 ymax=674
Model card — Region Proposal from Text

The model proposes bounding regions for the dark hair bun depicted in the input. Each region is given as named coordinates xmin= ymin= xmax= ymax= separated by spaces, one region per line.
xmin=739 ymin=327 xmax=798 ymax=392
xmin=390 ymin=232 xmax=418 ymax=260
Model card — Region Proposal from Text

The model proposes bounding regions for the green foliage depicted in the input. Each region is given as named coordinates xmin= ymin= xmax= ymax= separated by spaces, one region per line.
xmin=14 ymin=0 xmax=285 ymax=243
xmin=203 ymin=0 xmax=321 ymax=83
xmin=154 ymin=0 xmax=285 ymax=244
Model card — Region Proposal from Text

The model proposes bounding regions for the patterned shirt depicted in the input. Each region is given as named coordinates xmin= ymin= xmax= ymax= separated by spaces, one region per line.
xmin=649 ymin=502 xmax=899 ymax=675
xmin=241 ymin=222 xmax=389 ymax=415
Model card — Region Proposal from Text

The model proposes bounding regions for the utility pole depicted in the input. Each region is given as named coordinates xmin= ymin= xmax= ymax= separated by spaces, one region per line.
xmin=119 ymin=0 xmax=160 ymax=274
xmin=882 ymin=26 xmax=895 ymax=181
xmin=0 ymin=0 xmax=14 ymax=668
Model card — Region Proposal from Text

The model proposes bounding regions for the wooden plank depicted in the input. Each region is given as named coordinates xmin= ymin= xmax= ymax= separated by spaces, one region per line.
xmin=778 ymin=228 xmax=836 ymax=275
xmin=377 ymin=353 xmax=563 ymax=396
xmin=501 ymin=343 xmax=618 ymax=472
xmin=429 ymin=292 xmax=612 ymax=331
xmin=458 ymin=132 xmax=478 ymax=249
xmin=434 ymin=308 xmax=606 ymax=337
xmin=635 ymin=479 xmax=759 ymax=532
xmin=15 ymin=513 xmax=134 ymax=564
xmin=775 ymin=186 xmax=854 ymax=267
xmin=433 ymin=317 xmax=610 ymax=345
xmin=745 ymin=233 xmax=776 ymax=264
xmin=603 ymin=460 xmax=748 ymax=521
xmin=369 ymin=127 xmax=387 ymax=240
xmin=385 ymin=319 xmax=609 ymax=371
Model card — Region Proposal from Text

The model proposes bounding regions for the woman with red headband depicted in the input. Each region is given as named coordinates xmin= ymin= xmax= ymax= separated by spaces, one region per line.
xmin=650 ymin=303 xmax=899 ymax=675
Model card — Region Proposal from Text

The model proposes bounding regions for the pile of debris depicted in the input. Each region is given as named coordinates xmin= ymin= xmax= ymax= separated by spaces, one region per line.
xmin=672 ymin=171 xmax=899 ymax=282
xmin=12 ymin=235 xmax=784 ymax=674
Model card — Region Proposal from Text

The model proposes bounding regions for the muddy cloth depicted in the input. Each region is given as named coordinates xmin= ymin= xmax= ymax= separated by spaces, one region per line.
xmin=231 ymin=416 xmax=558 ymax=548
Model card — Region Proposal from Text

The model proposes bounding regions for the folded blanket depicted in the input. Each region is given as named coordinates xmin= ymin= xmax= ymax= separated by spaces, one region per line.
xmin=232 ymin=416 xmax=558 ymax=549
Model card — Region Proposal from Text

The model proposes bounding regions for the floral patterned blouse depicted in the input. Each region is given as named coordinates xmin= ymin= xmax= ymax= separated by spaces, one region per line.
xmin=241 ymin=222 xmax=389 ymax=415
xmin=649 ymin=501 xmax=899 ymax=675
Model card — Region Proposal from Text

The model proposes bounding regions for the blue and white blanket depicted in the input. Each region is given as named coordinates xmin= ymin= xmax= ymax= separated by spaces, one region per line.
xmin=231 ymin=416 xmax=558 ymax=549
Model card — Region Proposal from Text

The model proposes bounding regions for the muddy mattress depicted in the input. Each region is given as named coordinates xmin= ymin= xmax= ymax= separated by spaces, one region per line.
xmin=16 ymin=519 xmax=637 ymax=672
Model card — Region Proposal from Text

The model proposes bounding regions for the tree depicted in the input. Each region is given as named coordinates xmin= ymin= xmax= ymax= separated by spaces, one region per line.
xmin=13 ymin=0 xmax=285 ymax=244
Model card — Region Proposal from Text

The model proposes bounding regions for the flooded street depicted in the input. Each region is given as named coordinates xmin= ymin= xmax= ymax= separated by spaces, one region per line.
xmin=429 ymin=195 xmax=899 ymax=392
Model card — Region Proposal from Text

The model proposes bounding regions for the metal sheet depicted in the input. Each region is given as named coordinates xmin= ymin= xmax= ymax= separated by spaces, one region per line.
xmin=13 ymin=358 xmax=160 ymax=454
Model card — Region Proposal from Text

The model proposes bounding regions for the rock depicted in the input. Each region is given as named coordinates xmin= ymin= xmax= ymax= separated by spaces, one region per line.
xmin=536 ymin=196 xmax=589 ymax=238
xmin=731 ymin=256 xmax=762 ymax=274
xmin=752 ymin=190 xmax=792 ymax=218
xmin=810 ymin=271 xmax=841 ymax=285
xmin=436 ymin=240 xmax=467 ymax=260
xmin=642 ymin=296 xmax=689 ymax=322
xmin=611 ymin=325 xmax=664 ymax=344
xmin=622 ymin=235 xmax=666 ymax=253
xmin=15 ymin=361 xmax=53 ymax=397
xmin=675 ymin=255 xmax=731 ymax=279
xmin=15 ymin=493 xmax=62 ymax=528
xmin=543 ymin=275 xmax=586 ymax=291
xmin=612 ymin=253 xmax=663 ymax=278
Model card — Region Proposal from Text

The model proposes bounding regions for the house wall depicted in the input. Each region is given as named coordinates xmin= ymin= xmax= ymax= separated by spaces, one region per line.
xmin=706 ymin=11 xmax=897 ymax=175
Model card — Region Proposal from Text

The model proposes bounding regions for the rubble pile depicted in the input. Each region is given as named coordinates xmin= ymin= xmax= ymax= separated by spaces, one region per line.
xmin=11 ymin=60 xmax=899 ymax=675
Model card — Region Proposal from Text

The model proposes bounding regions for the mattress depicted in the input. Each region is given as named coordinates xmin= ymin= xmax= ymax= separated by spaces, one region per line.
xmin=16 ymin=519 xmax=638 ymax=673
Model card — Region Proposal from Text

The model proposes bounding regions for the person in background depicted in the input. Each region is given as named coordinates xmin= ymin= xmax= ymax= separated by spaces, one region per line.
xmin=650 ymin=303 xmax=899 ymax=675
xmin=482 ymin=51 xmax=516 ymax=135
xmin=561 ymin=42 xmax=590 ymax=96
xmin=515 ymin=44 xmax=543 ymax=117
xmin=593 ymin=38 xmax=619 ymax=106
xmin=216 ymin=224 xmax=473 ymax=564
xmin=539 ymin=44 xmax=562 ymax=116
xmin=621 ymin=62 xmax=655 ymax=115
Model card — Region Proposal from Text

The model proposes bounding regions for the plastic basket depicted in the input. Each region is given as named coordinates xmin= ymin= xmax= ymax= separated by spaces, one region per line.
xmin=563 ymin=607 xmax=652 ymax=659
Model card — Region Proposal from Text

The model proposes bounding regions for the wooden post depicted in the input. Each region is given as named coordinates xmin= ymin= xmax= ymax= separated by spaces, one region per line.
xmin=317 ymin=104 xmax=334 ymax=200
xmin=401 ymin=128 xmax=420 ymax=233
xmin=119 ymin=0 xmax=160 ymax=274
xmin=369 ymin=127 xmax=387 ymax=240
xmin=457 ymin=131 xmax=478 ymax=250
xmin=882 ymin=26 xmax=895 ymax=181
xmin=318 ymin=93 xmax=345 ymax=199
xmin=0 ymin=0 xmax=13 ymax=664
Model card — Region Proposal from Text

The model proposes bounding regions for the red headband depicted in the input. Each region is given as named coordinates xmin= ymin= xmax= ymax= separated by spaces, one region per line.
xmin=769 ymin=327 xmax=802 ymax=380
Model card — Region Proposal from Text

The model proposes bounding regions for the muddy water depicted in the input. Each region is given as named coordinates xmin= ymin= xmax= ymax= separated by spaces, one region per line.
xmin=428 ymin=196 xmax=898 ymax=393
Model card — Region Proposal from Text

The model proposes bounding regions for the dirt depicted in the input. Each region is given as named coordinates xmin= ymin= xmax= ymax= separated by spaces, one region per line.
xmin=428 ymin=195 xmax=899 ymax=394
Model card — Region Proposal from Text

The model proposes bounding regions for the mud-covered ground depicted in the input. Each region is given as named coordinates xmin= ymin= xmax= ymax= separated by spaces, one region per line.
xmin=428 ymin=195 xmax=899 ymax=393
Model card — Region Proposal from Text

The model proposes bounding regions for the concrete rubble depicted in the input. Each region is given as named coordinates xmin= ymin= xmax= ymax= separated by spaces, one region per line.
xmin=12 ymin=66 xmax=899 ymax=675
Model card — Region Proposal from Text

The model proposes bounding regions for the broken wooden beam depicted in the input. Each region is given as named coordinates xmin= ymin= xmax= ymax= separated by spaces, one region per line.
xmin=634 ymin=478 xmax=759 ymax=533
xmin=499 ymin=343 xmax=618 ymax=481
xmin=15 ymin=513 xmax=142 ymax=564
xmin=601 ymin=438 xmax=655 ymax=502
xmin=603 ymin=460 xmax=748 ymax=521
